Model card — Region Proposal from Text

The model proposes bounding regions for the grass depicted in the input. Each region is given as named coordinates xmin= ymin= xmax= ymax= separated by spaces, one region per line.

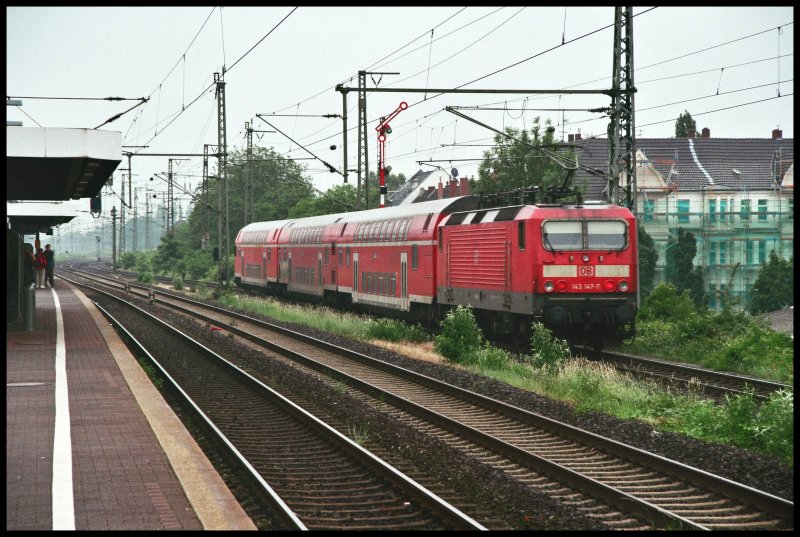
xmin=348 ymin=424 xmax=370 ymax=445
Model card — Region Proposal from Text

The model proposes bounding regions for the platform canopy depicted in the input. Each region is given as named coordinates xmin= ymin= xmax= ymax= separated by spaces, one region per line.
xmin=6 ymin=126 xmax=121 ymax=233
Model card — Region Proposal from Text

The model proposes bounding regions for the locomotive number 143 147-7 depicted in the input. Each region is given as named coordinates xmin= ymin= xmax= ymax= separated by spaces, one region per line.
xmin=572 ymin=282 xmax=602 ymax=291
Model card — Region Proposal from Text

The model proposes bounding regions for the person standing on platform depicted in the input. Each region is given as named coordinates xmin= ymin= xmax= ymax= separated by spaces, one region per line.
xmin=34 ymin=247 xmax=47 ymax=289
xmin=22 ymin=243 xmax=36 ymax=288
xmin=44 ymin=244 xmax=55 ymax=289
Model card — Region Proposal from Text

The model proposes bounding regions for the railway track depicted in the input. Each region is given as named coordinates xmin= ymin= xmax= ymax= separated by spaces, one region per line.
xmin=62 ymin=265 xmax=794 ymax=531
xmin=578 ymin=347 xmax=791 ymax=401
xmin=79 ymin=279 xmax=485 ymax=531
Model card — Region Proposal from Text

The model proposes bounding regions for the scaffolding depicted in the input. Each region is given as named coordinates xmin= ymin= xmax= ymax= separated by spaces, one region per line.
xmin=637 ymin=157 xmax=793 ymax=311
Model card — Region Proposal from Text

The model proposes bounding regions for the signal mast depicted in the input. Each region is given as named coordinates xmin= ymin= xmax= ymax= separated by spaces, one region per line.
xmin=375 ymin=101 xmax=408 ymax=208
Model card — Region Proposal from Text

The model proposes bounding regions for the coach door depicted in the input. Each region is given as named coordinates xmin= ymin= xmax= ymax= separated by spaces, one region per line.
xmin=317 ymin=252 xmax=323 ymax=295
xmin=352 ymin=252 xmax=359 ymax=303
xmin=400 ymin=252 xmax=409 ymax=311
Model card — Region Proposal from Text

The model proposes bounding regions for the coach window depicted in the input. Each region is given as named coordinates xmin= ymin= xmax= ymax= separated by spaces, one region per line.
xmin=268 ymin=248 xmax=271 ymax=262
xmin=587 ymin=220 xmax=627 ymax=250
xmin=542 ymin=221 xmax=582 ymax=250
xmin=338 ymin=247 xmax=343 ymax=267
xmin=518 ymin=222 xmax=525 ymax=250
xmin=412 ymin=244 xmax=418 ymax=270
xmin=346 ymin=246 xmax=351 ymax=267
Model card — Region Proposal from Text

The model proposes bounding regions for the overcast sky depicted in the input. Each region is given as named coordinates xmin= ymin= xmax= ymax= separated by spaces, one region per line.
xmin=7 ymin=6 xmax=794 ymax=233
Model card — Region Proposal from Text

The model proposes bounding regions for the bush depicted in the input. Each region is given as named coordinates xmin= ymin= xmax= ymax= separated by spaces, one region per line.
xmin=173 ymin=277 xmax=184 ymax=290
xmin=138 ymin=272 xmax=153 ymax=283
xmin=364 ymin=318 xmax=428 ymax=343
xmin=472 ymin=345 xmax=513 ymax=370
xmin=434 ymin=306 xmax=483 ymax=363
xmin=526 ymin=322 xmax=570 ymax=369
xmin=638 ymin=283 xmax=697 ymax=323
xmin=119 ymin=252 xmax=137 ymax=270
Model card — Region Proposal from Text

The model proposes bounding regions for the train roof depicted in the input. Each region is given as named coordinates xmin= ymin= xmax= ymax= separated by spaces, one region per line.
xmin=442 ymin=202 xmax=634 ymax=226
xmin=239 ymin=219 xmax=294 ymax=233
xmin=256 ymin=195 xmax=480 ymax=231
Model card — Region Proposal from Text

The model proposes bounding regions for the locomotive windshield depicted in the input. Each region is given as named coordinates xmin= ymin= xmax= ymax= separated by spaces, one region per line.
xmin=542 ymin=221 xmax=582 ymax=250
xmin=543 ymin=219 xmax=627 ymax=251
xmin=587 ymin=220 xmax=627 ymax=249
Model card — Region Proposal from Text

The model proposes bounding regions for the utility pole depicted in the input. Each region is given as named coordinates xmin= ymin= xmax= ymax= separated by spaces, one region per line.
xmin=111 ymin=206 xmax=117 ymax=269
xmin=145 ymin=191 xmax=151 ymax=251
xmin=168 ymin=158 xmax=189 ymax=233
xmin=245 ymin=121 xmax=252 ymax=226
xmin=132 ymin=187 xmax=138 ymax=252
xmin=215 ymin=70 xmax=228 ymax=285
xmin=357 ymin=70 xmax=368 ymax=209
xmin=119 ymin=171 xmax=126 ymax=255
xmin=202 ymin=144 xmax=214 ymax=250
xmin=608 ymin=6 xmax=637 ymax=211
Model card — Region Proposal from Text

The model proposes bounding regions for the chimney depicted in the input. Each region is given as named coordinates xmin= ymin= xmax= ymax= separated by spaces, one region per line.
xmin=568 ymin=134 xmax=574 ymax=142
xmin=459 ymin=176 xmax=470 ymax=196
xmin=701 ymin=127 xmax=710 ymax=138
xmin=574 ymin=132 xmax=582 ymax=141
xmin=687 ymin=128 xmax=696 ymax=138
xmin=772 ymin=128 xmax=783 ymax=140
xmin=448 ymin=179 xmax=457 ymax=198
xmin=437 ymin=180 xmax=443 ymax=200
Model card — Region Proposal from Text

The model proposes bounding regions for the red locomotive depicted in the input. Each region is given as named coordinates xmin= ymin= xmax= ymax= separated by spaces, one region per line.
xmin=235 ymin=195 xmax=638 ymax=348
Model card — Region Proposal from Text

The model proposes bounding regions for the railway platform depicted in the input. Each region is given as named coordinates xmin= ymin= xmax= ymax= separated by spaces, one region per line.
xmin=6 ymin=279 xmax=256 ymax=530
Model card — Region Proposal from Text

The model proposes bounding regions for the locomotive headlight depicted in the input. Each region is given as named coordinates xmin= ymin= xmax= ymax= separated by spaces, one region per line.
xmin=556 ymin=280 xmax=569 ymax=292
xmin=582 ymin=254 xmax=590 ymax=263
xmin=603 ymin=280 xmax=616 ymax=292
xmin=618 ymin=280 xmax=629 ymax=292
xmin=544 ymin=281 xmax=555 ymax=293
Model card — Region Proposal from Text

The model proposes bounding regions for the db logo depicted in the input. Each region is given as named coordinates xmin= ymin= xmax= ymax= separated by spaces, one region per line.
xmin=578 ymin=266 xmax=595 ymax=276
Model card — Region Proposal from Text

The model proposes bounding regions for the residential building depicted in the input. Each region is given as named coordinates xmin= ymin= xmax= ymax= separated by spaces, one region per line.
xmin=573 ymin=128 xmax=793 ymax=310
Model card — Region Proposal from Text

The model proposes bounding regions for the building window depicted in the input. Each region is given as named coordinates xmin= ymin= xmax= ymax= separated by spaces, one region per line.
xmin=644 ymin=199 xmax=655 ymax=223
xmin=719 ymin=241 xmax=727 ymax=265
xmin=745 ymin=240 xmax=753 ymax=265
xmin=677 ymin=199 xmax=690 ymax=223
xmin=740 ymin=199 xmax=751 ymax=221
xmin=788 ymin=199 xmax=794 ymax=220
xmin=708 ymin=241 xmax=716 ymax=265
xmin=707 ymin=199 xmax=716 ymax=223
xmin=758 ymin=199 xmax=768 ymax=221
xmin=719 ymin=199 xmax=727 ymax=222
xmin=708 ymin=284 xmax=717 ymax=309
xmin=758 ymin=240 xmax=766 ymax=264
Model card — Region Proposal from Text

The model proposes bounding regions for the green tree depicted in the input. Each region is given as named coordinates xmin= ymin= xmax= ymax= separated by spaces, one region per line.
xmin=152 ymin=232 xmax=185 ymax=276
xmin=675 ymin=110 xmax=697 ymax=138
xmin=289 ymin=183 xmax=358 ymax=218
xmin=637 ymin=223 xmax=658 ymax=298
xmin=476 ymin=117 xmax=565 ymax=196
xmin=748 ymin=252 xmax=793 ymax=314
xmin=664 ymin=228 xmax=705 ymax=308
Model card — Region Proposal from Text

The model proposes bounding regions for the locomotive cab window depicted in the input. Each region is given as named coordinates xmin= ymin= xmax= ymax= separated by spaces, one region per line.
xmin=542 ymin=221 xmax=582 ymax=250
xmin=587 ymin=220 xmax=627 ymax=250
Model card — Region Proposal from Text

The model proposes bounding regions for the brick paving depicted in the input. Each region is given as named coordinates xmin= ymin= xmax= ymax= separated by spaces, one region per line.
xmin=6 ymin=284 xmax=249 ymax=530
